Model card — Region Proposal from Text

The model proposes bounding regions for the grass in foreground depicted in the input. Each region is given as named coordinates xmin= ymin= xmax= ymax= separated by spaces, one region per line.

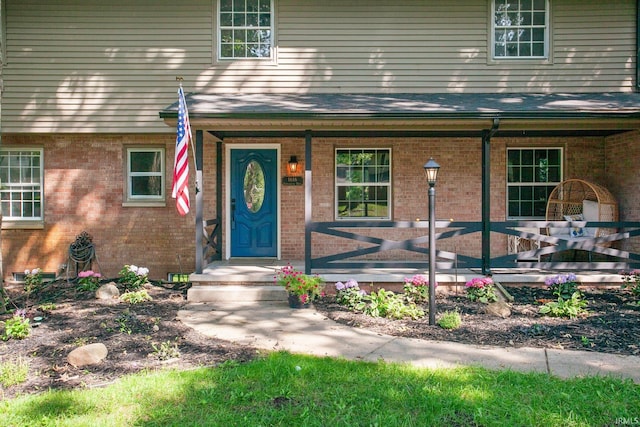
xmin=1 ymin=351 xmax=638 ymax=426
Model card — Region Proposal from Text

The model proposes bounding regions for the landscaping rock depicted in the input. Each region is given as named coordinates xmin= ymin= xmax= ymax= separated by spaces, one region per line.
xmin=96 ymin=282 xmax=120 ymax=300
xmin=483 ymin=301 xmax=512 ymax=318
xmin=67 ymin=343 xmax=108 ymax=367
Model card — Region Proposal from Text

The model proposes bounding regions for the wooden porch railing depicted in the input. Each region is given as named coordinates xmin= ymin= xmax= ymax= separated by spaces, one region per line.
xmin=304 ymin=220 xmax=640 ymax=273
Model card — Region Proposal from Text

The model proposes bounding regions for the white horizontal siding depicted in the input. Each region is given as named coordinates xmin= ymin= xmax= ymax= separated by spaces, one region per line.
xmin=1 ymin=0 xmax=637 ymax=133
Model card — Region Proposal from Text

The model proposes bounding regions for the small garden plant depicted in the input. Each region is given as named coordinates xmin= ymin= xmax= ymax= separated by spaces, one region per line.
xmin=333 ymin=280 xmax=425 ymax=320
xmin=540 ymin=273 xmax=588 ymax=318
xmin=335 ymin=279 xmax=367 ymax=311
xmin=437 ymin=310 xmax=462 ymax=330
xmin=544 ymin=273 xmax=579 ymax=299
xmin=1 ymin=310 xmax=31 ymax=341
xmin=121 ymin=289 xmax=153 ymax=304
xmin=275 ymin=264 xmax=324 ymax=304
xmin=23 ymin=268 xmax=43 ymax=308
xmin=118 ymin=265 xmax=150 ymax=292
xmin=620 ymin=269 xmax=640 ymax=297
xmin=77 ymin=270 xmax=102 ymax=292
xmin=402 ymin=274 xmax=432 ymax=304
xmin=464 ymin=277 xmax=499 ymax=303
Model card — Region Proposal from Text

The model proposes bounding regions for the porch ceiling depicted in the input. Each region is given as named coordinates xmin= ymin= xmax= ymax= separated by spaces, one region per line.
xmin=159 ymin=92 xmax=640 ymax=135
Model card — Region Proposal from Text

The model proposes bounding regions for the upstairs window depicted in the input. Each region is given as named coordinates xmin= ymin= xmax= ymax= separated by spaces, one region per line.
xmin=126 ymin=148 xmax=165 ymax=203
xmin=335 ymin=149 xmax=391 ymax=220
xmin=219 ymin=0 xmax=273 ymax=59
xmin=492 ymin=0 xmax=549 ymax=59
xmin=0 ymin=149 xmax=43 ymax=221
xmin=507 ymin=147 xmax=562 ymax=219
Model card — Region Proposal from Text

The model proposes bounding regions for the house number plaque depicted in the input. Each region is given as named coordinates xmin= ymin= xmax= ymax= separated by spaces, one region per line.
xmin=282 ymin=176 xmax=303 ymax=186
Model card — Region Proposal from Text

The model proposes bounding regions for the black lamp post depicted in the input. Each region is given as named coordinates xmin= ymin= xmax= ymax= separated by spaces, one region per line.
xmin=423 ymin=158 xmax=440 ymax=325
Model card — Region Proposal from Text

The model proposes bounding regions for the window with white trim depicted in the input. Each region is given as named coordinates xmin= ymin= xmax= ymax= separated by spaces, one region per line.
xmin=0 ymin=148 xmax=43 ymax=221
xmin=126 ymin=148 xmax=165 ymax=202
xmin=218 ymin=0 xmax=273 ymax=59
xmin=492 ymin=0 xmax=549 ymax=59
xmin=335 ymin=148 xmax=391 ymax=219
xmin=507 ymin=147 xmax=562 ymax=219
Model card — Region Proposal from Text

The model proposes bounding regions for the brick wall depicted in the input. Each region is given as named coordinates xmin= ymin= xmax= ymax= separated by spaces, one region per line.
xmin=2 ymin=134 xmax=199 ymax=281
xmin=2 ymin=133 xmax=615 ymax=279
xmin=605 ymin=130 xmax=640 ymax=253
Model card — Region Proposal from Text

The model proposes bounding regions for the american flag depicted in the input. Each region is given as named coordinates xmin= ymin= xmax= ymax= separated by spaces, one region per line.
xmin=171 ymin=86 xmax=191 ymax=216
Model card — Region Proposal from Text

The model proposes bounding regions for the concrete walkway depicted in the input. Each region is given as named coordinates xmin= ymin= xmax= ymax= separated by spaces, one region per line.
xmin=178 ymin=301 xmax=640 ymax=383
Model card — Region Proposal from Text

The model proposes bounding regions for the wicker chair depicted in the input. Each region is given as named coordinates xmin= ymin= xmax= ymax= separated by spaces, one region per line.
xmin=545 ymin=179 xmax=618 ymax=255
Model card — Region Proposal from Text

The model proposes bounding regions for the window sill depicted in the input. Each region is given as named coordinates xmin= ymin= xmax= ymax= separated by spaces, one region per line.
xmin=122 ymin=201 xmax=167 ymax=208
xmin=2 ymin=220 xmax=45 ymax=230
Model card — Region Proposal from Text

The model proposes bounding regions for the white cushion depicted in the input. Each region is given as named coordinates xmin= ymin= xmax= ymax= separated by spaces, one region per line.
xmin=564 ymin=214 xmax=585 ymax=237
xmin=582 ymin=200 xmax=599 ymax=237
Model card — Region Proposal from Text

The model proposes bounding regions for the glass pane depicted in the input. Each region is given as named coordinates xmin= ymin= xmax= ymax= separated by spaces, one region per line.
xmin=246 ymin=13 xmax=258 ymax=26
xmin=533 ymin=201 xmax=546 ymax=217
xmin=533 ymin=11 xmax=545 ymax=26
xmin=233 ymin=0 xmax=245 ymax=12
xmin=131 ymin=151 xmax=161 ymax=173
xmin=220 ymin=13 xmax=232 ymax=26
xmin=521 ymin=186 xmax=533 ymax=200
xmin=132 ymin=176 xmax=162 ymax=196
xmin=548 ymin=166 xmax=560 ymax=182
xmin=233 ymin=13 xmax=245 ymax=26
xmin=220 ymin=0 xmax=233 ymax=12
xmin=521 ymin=150 xmax=533 ymax=165
xmin=244 ymin=160 xmax=265 ymax=213
xmin=521 ymin=167 xmax=533 ymax=182
xmin=521 ymin=202 xmax=533 ymax=217
xmin=508 ymin=202 xmax=520 ymax=217
xmin=532 ymin=43 xmax=545 ymax=56
xmin=259 ymin=13 xmax=270 ymax=26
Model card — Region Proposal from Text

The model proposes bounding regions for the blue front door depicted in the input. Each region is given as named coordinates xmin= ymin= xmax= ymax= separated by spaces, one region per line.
xmin=230 ymin=149 xmax=278 ymax=257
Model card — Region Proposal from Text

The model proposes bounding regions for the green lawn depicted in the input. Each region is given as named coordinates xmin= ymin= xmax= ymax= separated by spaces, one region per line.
xmin=1 ymin=351 xmax=638 ymax=426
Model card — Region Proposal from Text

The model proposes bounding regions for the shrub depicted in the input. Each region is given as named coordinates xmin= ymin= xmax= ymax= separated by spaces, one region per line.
xmin=464 ymin=277 xmax=499 ymax=303
xmin=437 ymin=310 xmax=462 ymax=330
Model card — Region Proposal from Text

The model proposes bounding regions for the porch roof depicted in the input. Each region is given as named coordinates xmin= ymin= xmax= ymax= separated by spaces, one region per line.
xmin=159 ymin=92 xmax=640 ymax=134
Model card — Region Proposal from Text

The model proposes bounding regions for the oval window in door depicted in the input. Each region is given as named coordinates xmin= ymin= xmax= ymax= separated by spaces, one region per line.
xmin=244 ymin=160 xmax=265 ymax=213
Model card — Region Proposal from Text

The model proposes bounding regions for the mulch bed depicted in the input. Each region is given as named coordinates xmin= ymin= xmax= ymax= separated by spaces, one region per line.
xmin=314 ymin=285 xmax=640 ymax=356
xmin=0 ymin=280 xmax=638 ymax=400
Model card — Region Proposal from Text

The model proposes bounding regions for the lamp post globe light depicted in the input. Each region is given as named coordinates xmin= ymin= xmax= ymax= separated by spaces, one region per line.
xmin=423 ymin=158 xmax=440 ymax=325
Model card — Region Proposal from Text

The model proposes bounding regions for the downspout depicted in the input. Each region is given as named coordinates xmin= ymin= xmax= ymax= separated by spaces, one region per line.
xmin=304 ymin=130 xmax=313 ymax=274
xmin=637 ymin=0 xmax=640 ymax=91
xmin=481 ymin=118 xmax=500 ymax=275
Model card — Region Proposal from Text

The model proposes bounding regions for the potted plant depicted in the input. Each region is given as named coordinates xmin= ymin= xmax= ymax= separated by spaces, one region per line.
xmin=274 ymin=264 xmax=324 ymax=308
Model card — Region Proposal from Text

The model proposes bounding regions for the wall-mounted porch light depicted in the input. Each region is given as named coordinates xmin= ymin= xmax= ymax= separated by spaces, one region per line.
xmin=288 ymin=156 xmax=299 ymax=175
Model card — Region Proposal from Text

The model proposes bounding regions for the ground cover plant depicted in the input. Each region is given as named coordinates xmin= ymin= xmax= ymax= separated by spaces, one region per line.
xmin=1 ymin=352 xmax=638 ymax=426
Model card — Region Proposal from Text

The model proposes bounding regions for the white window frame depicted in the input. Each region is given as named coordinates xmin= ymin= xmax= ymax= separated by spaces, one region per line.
xmin=0 ymin=148 xmax=44 ymax=224
xmin=125 ymin=147 xmax=165 ymax=205
xmin=335 ymin=148 xmax=391 ymax=220
xmin=217 ymin=0 xmax=274 ymax=61
xmin=491 ymin=0 xmax=550 ymax=60
xmin=506 ymin=147 xmax=563 ymax=220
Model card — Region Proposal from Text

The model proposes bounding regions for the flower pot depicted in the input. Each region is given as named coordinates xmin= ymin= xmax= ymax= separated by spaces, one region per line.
xmin=288 ymin=293 xmax=310 ymax=309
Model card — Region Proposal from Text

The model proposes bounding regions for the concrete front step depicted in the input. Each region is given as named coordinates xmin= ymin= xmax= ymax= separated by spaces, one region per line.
xmin=187 ymin=285 xmax=288 ymax=303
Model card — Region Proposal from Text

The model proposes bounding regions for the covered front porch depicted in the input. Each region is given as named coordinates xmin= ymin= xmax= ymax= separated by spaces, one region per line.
xmin=159 ymin=92 xmax=640 ymax=295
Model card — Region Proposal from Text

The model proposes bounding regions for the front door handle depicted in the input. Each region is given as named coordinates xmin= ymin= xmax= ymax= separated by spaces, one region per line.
xmin=231 ymin=198 xmax=236 ymax=229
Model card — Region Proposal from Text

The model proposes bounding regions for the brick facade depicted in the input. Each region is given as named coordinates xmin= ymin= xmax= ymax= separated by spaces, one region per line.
xmin=1 ymin=132 xmax=627 ymax=280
